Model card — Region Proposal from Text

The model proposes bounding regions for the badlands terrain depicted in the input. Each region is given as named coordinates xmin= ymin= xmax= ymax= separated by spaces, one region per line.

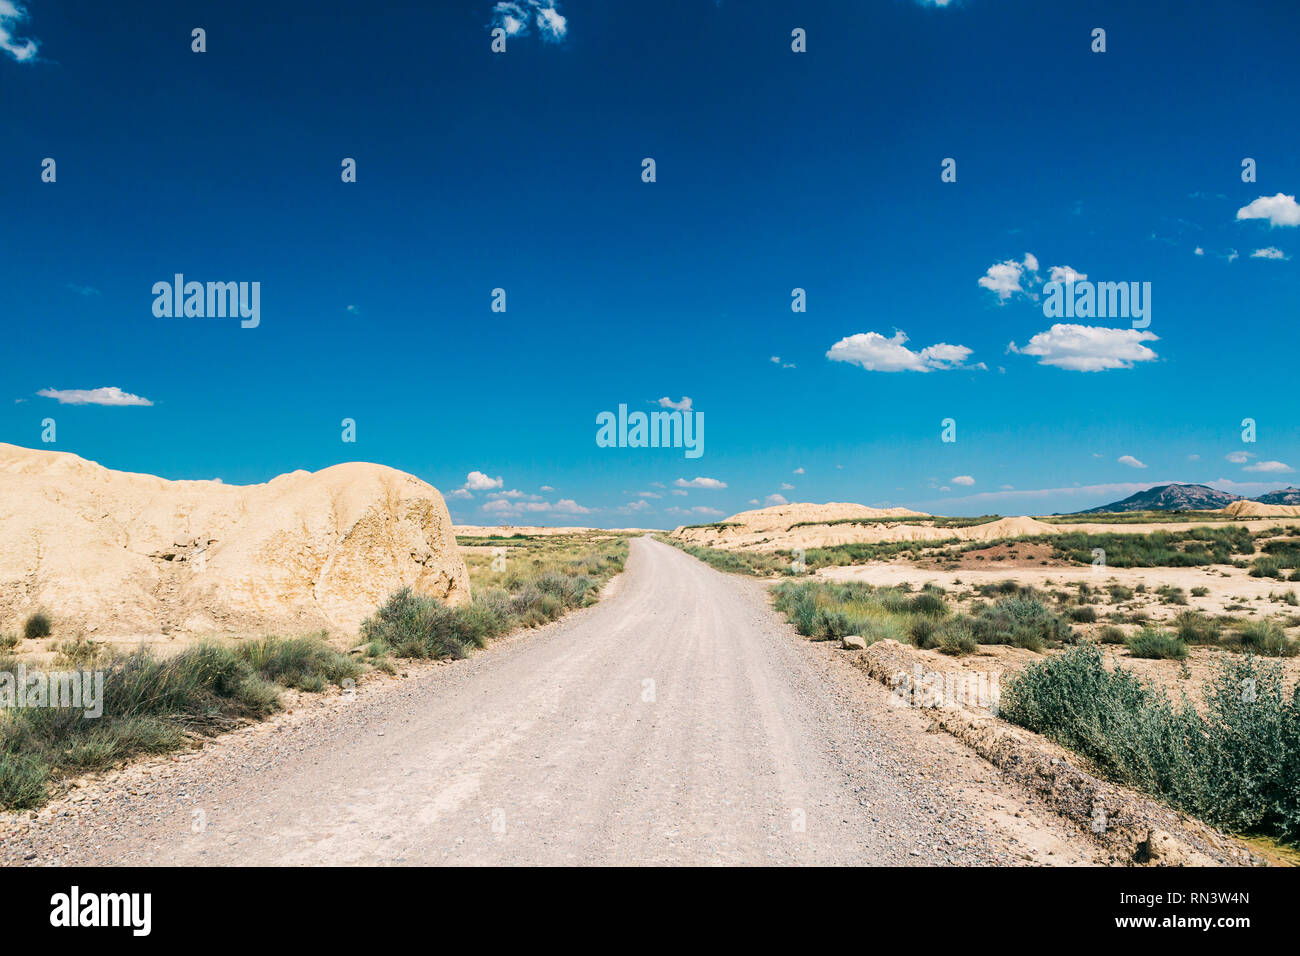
xmin=2 ymin=449 xmax=1296 ymax=865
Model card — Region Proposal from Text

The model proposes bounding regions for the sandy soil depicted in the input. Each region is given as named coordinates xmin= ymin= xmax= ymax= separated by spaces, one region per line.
xmin=1 ymin=538 xmax=1109 ymax=866
xmin=816 ymin=561 xmax=1300 ymax=706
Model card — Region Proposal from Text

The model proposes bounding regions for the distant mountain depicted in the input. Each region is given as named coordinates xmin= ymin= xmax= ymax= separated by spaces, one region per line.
xmin=1254 ymin=487 xmax=1300 ymax=506
xmin=1080 ymin=483 xmax=1245 ymax=513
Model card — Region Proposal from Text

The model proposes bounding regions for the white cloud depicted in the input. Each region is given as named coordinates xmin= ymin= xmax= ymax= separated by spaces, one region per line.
xmin=36 ymin=386 xmax=153 ymax=406
xmin=764 ymin=493 xmax=788 ymax=506
xmin=978 ymin=254 xmax=1037 ymax=301
xmin=464 ymin=470 xmax=504 ymax=491
xmin=674 ymin=476 xmax=727 ymax=489
xmin=1227 ymin=249 xmax=1240 ymax=262
xmin=540 ymin=484 xmax=555 ymax=492
xmin=637 ymin=490 xmax=662 ymax=499
xmin=827 ymin=330 xmax=974 ymax=372
xmin=0 ymin=1 xmax=38 ymax=62
xmin=448 ymin=488 xmax=473 ymax=499
xmin=490 ymin=489 xmax=542 ymax=500
xmin=1251 ymin=246 xmax=1290 ymax=260
xmin=656 ymin=395 xmax=692 ymax=412
xmin=668 ymin=506 xmax=724 ymax=517
xmin=1048 ymin=265 xmax=1087 ymax=284
xmin=482 ymin=496 xmax=592 ymax=516
xmin=622 ymin=500 xmax=651 ymax=513
xmin=1244 ymin=460 xmax=1294 ymax=473
xmin=1117 ymin=455 xmax=1146 ymax=469
xmin=671 ymin=489 xmax=688 ymax=496
xmin=491 ymin=1 xmax=567 ymax=43
xmin=793 ymin=467 xmax=805 ymax=475
xmin=1009 ymin=324 xmax=1159 ymax=372
xmin=1194 ymin=247 xmax=1205 ymax=256
xmin=770 ymin=355 xmax=796 ymax=369
xmin=1226 ymin=451 xmax=1252 ymax=464
xmin=1236 ymin=193 xmax=1300 ymax=227
xmin=950 ymin=475 xmax=975 ymax=486
xmin=779 ymin=482 xmax=795 ymax=491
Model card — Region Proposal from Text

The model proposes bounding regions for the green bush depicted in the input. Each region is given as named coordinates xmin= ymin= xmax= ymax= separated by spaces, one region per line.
xmin=23 ymin=611 xmax=52 ymax=640
xmin=1002 ymin=646 xmax=1300 ymax=845
xmin=1238 ymin=620 xmax=1297 ymax=658
xmin=1097 ymin=625 xmax=1128 ymax=644
xmin=968 ymin=596 xmax=1070 ymax=651
xmin=1174 ymin=610 xmax=1221 ymax=645
xmin=1126 ymin=628 xmax=1189 ymax=660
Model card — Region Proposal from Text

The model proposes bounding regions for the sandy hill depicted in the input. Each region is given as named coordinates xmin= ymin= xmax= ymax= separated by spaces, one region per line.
xmin=708 ymin=501 xmax=930 ymax=535
xmin=1223 ymin=499 xmax=1300 ymax=518
xmin=0 ymin=443 xmax=469 ymax=638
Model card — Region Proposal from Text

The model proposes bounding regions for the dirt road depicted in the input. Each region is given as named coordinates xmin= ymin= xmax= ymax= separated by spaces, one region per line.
xmin=4 ymin=537 xmax=1104 ymax=866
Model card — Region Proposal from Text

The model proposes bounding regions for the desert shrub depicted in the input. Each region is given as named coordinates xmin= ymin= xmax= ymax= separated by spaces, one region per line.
xmin=1191 ymin=586 xmax=1210 ymax=598
xmin=1251 ymin=557 xmax=1284 ymax=579
xmin=968 ymin=596 xmax=1070 ymax=651
xmin=812 ymin=607 xmax=852 ymax=642
xmin=23 ymin=611 xmax=52 ymax=640
xmin=1174 ymin=610 xmax=1221 ymax=645
xmin=935 ymin=618 xmax=977 ymax=656
xmin=1108 ymin=584 xmax=1134 ymax=602
xmin=1002 ymin=647 xmax=1300 ymax=845
xmin=1126 ymin=628 xmax=1188 ymax=660
xmin=0 ymin=633 xmax=18 ymax=651
xmin=1156 ymin=585 xmax=1188 ymax=606
xmin=1069 ymin=605 xmax=1098 ymax=623
xmin=0 ymin=751 xmax=49 ymax=810
xmin=237 ymin=635 xmax=362 ymax=690
xmin=910 ymin=591 xmax=948 ymax=617
xmin=1097 ymin=625 xmax=1128 ymax=644
xmin=909 ymin=616 xmax=938 ymax=649
xmin=1238 ymin=620 xmax=1297 ymax=658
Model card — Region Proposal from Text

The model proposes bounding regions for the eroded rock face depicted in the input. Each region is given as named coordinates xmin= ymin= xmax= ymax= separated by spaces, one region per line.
xmin=0 ymin=444 xmax=469 ymax=637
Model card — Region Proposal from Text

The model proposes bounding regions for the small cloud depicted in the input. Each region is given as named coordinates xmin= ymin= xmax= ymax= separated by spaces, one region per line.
xmin=1009 ymin=324 xmax=1159 ymax=372
xmin=1047 ymin=265 xmax=1087 ymax=284
xmin=66 ymin=283 xmax=101 ymax=297
xmin=490 ymin=1 xmax=567 ymax=43
xmin=1187 ymin=454 xmax=1200 ymax=461
xmin=764 ymin=493 xmax=788 ymax=506
xmin=622 ymin=500 xmax=652 ymax=513
xmin=656 ymin=395 xmax=692 ymax=412
xmin=671 ymin=489 xmax=688 ymax=496
xmin=779 ymin=482 xmax=795 ymax=491
xmin=1236 ymin=193 xmax=1300 ymax=228
xmin=540 ymin=484 xmax=555 ymax=492
xmin=637 ymin=490 xmax=662 ymax=499
xmin=1251 ymin=246 xmax=1290 ymax=260
xmin=0 ymin=1 xmax=39 ymax=63
xmin=464 ymin=470 xmax=504 ymax=491
xmin=793 ymin=467 xmax=805 ymax=475
xmin=1118 ymin=455 xmax=1146 ymax=469
xmin=1244 ymin=460 xmax=1294 ymax=473
xmin=950 ymin=475 xmax=975 ymax=486
xmin=674 ymin=476 xmax=727 ymax=489
xmin=36 ymin=386 xmax=153 ymax=407
xmin=1227 ymin=249 xmax=1240 ymax=262
xmin=827 ymin=330 xmax=974 ymax=373
xmin=770 ymin=355 xmax=796 ymax=369
xmin=1194 ymin=247 xmax=1205 ymax=256
xmin=448 ymin=488 xmax=473 ymax=499
xmin=346 ymin=304 xmax=360 ymax=314
xmin=1226 ymin=451 xmax=1253 ymax=464
xmin=978 ymin=254 xmax=1038 ymax=301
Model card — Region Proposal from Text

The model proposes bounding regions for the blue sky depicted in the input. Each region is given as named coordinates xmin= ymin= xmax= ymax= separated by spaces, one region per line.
xmin=3 ymin=0 xmax=1299 ymax=527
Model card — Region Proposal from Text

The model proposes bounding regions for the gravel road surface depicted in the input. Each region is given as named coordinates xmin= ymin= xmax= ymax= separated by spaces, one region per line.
xmin=2 ymin=537 xmax=1103 ymax=866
